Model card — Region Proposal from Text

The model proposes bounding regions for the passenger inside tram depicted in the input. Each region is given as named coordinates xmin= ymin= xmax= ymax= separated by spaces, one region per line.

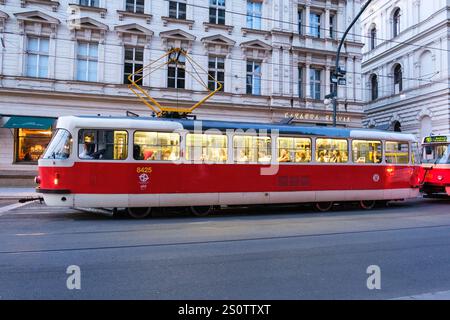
xmin=278 ymin=149 xmax=290 ymax=162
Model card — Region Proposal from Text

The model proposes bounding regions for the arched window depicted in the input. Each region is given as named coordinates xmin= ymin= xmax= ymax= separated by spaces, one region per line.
xmin=394 ymin=64 xmax=402 ymax=94
xmin=370 ymin=25 xmax=377 ymax=50
xmin=370 ymin=74 xmax=378 ymax=101
xmin=393 ymin=8 xmax=401 ymax=37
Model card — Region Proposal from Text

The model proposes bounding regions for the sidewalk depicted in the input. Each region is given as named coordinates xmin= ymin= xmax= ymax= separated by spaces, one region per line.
xmin=0 ymin=187 xmax=38 ymax=200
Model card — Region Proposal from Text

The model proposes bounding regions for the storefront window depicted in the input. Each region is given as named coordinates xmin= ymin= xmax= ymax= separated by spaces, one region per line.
xmin=15 ymin=128 xmax=52 ymax=163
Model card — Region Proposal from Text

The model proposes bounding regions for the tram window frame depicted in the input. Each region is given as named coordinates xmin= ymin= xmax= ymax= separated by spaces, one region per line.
xmin=133 ymin=131 xmax=180 ymax=161
xmin=315 ymin=138 xmax=349 ymax=163
xmin=185 ymin=133 xmax=228 ymax=163
xmin=385 ymin=141 xmax=409 ymax=164
xmin=78 ymin=129 xmax=128 ymax=160
xmin=233 ymin=135 xmax=272 ymax=164
xmin=351 ymin=140 xmax=382 ymax=164
xmin=277 ymin=137 xmax=312 ymax=163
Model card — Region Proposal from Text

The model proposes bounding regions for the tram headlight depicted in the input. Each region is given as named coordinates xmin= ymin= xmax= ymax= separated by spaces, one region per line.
xmin=437 ymin=175 xmax=444 ymax=181
xmin=54 ymin=173 xmax=60 ymax=186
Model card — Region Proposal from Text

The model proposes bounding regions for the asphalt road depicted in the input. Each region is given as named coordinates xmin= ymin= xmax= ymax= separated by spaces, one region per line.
xmin=0 ymin=198 xmax=449 ymax=300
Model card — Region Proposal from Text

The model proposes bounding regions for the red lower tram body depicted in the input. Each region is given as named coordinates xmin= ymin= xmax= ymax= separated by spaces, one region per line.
xmin=37 ymin=162 xmax=421 ymax=208
xmin=421 ymin=165 xmax=450 ymax=196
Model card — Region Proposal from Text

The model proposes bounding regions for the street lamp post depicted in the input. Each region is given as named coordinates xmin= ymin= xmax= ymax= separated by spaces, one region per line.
xmin=330 ymin=0 xmax=374 ymax=127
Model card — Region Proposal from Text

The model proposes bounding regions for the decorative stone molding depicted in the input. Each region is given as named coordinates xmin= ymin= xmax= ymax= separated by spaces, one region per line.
xmin=240 ymin=39 xmax=272 ymax=60
xmin=117 ymin=10 xmax=152 ymax=24
xmin=69 ymin=3 xmax=107 ymax=19
xmin=367 ymin=118 xmax=376 ymax=128
xmin=69 ymin=17 xmax=108 ymax=43
xmin=14 ymin=10 xmax=60 ymax=37
xmin=241 ymin=27 xmax=270 ymax=40
xmin=390 ymin=112 xmax=401 ymax=124
xmin=21 ymin=0 xmax=60 ymax=12
xmin=416 ymin=108 xmax=433 ymax=121
xmin=201 ymin=34 xmax=235 ymax=55
xmin=114 ymin=23 xmax=153 ymax=47
xmin=0 ymin=10 xmax=8 ymax=33
xmin=203 ymin=22 xmax=234 ymax=35
xmin=161 ymin=16 xmax=194 ymax=30
xmin=159 ymin=29 xmax=196 ymax=51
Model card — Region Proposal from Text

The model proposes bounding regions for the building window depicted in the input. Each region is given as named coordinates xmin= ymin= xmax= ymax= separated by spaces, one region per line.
xmin=246 ymin=1 xmax=262 ymax=29
xmin=208 ymin=56 xmax=224 ymax=91
xmin=310 ymin=12 xmax=321 ymax=38
xmin=298 ymin=9 xmax=303 ymax=35
xmin=310 ymin=68 xmax=321 ymax=100
xmin=329 ymin=68 xmax=336 ymax=96
xmin=167 ymin=54 xmax=185 ymax=88
xmin=76 ymin=42 xmax=98 ymax=82
xmin=370 ymin=26 xmax=377 ymax=50
xmin=298 ymin=66 xmax=303 ymax=98
xmin=26 ymin=37 xmax=49 ymax=78
xmin=15 ymin=128 xmax=52 ymax=163
xmin=246 ymin=60 xmax=261 ymax=95
xmin=79 ymin=0 xmax=99 ymax=7
xmin=209 ymin=0 xmax=225 ymax=25
xmin=370 ymin=74 xmax=378 ymax=101
xmin=124 ymin=47 xmax=144 ymax=85
xmin=329 ymin=14 xmax=335 ymax=38
xmin=393 ymin=8 xmax=401 ymax=37
xmin=126 ymin=0 xmax=145 ymax=14
xmin=169 ymin=1 xmax=186 ymax=19
xmin=394 ymin=64 xmax=402 ymax=94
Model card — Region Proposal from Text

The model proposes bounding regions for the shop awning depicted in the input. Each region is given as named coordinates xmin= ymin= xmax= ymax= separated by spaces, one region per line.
xmin=1 ymin=116 xmax=55 ymax=129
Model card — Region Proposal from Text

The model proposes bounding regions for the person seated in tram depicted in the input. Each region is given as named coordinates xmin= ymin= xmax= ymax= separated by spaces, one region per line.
xmin=79 ymin=142 xmax=94 ymax=159
xmin=372 ymin=150 xmax=381 ymax=163
xmin=143 ymin=148 xmax=156 ymax=160
xmin=317 ymin=150 xmax=326 ymax=163
xmin=237 ymin=149 xmax=248 ymax=162
xmin=258 ymin=151 xmax=271 ymax=162
xmin=162 ymin=148 xmax=177 ymax=161
xmin=278 ymin=149 xmax=290 ymax=162
xmin=218 ymin=148 xmax=227 ymax=162
xmin=295 ymin=150 xmax=307 ymax=162
xmin=329 ymin=150 xmax=338 ymax=163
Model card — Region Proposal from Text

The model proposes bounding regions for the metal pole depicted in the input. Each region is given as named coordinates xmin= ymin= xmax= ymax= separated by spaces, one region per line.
xmin=332 ymin=0 xmax=373 ymax=127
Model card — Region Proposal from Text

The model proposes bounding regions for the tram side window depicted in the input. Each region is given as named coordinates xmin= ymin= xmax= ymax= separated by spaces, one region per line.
xmin=134 ymin=131 xmax=180 ymax=161
xmin=385 ymin=141 xmax=409 ymax=164
xmin=277 ymin=137 xmax=312 ymax=163
xmin=78 ymin=129 xmax=128 ymax=160
xmin=352 ymin=140 xmax=382 ymax=164
xmin=233 ymin=136 xmax=271 ymax=163
xmin=186 ymin=133 xmax=227 ymax=162
xmin=315 ymin=138 xmax=348 ymax=163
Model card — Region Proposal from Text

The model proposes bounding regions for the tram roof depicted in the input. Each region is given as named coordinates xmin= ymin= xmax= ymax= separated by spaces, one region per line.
xmin=60 ymin=116 xmax=417 ymax=142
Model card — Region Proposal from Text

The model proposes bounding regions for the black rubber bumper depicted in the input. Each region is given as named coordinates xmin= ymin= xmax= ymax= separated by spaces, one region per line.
xmin=36 ymin=188 xmax=71 ymax=194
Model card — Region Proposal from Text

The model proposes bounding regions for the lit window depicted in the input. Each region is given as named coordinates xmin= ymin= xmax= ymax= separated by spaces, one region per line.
xmin=385 ymin=141 xmax=409 ymax=164
xmin=15 ymin=128 xmax=52 ymax=163
xmin=352 ymin=140 xmax=382 ymax=164
xmin=316 ymin=138 xmax=348 ymax=163
xmin=209 ymin=0 xmax=225 ymax=25
xmin=247 ymin=1 xmax=262 ymax=29
xmin=133 ymin=131 xmax=180 ymax=161
xmin=78 ymin=129 xmax=128 ymax=160
xmin=233 ymin=136 xmax=271 ymax=163
xmin=186 ymin=134 xmax=227 ymax=162
xmin=124 ymin=47 xmax=144 ymax=85
xmin=77 ymin=42 xmax=98 ymax=82
xmin=277 ymin=137 xmax=311 ymax=163
xmin=26 ymin=37 xmax=49 ymax=78
xmin=208 ymin=56 xmax=225 ymax=91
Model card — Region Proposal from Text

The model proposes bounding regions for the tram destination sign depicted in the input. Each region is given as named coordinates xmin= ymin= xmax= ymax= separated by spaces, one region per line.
xmin=424 ymin=136 xmax=448 ymax=143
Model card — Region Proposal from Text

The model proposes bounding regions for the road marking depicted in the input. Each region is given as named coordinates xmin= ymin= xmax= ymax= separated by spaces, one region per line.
xmin=15 ymin=233 xmax=46 ymax=237
xmin=0 ymin=202 xmax=33 ymax=216
xmin=394 ymin=290 xmax=450 ymax=300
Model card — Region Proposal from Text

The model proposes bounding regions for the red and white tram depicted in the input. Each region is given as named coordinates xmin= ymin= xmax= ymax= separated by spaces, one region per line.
xmin=421 ymin=135 xmax=450 ymax=197
xmin=36 ymin=116 xmax=422 ymax=218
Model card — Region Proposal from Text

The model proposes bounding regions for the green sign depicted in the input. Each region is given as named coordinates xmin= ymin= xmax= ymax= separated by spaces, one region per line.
xmin=424 ymin=136 xmax=448 ymax=143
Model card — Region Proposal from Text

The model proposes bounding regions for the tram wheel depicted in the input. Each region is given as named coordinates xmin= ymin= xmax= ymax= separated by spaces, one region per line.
xmin=190 ymin=205 xmax=213 ymax=217
xmin=127 ymin=207 xmax=152 ymax=219
xmin=359 ymin=200 xmax=376 ymax=210
xmin=314 ymin=202 xmax=334 ymax=212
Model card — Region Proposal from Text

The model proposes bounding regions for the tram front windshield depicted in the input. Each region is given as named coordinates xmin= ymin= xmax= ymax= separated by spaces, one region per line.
xmin=42 ymin=129 xmax=72 ymax=160
xmin=422 ymin=144 xmax=450 ymax=164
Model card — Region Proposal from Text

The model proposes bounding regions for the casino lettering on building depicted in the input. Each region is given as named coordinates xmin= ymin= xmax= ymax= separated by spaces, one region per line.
xmin=0 ymin=0 xmax=364 ymax=185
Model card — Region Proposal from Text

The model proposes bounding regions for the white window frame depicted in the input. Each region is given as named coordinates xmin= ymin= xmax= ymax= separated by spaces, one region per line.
xmin=209 ymin=0 xmax=225 ymax=25
xmin=126 ymin=0 xmax=145 ymax=13
xmin=246 ymin=60 xmax=262 ymax=95
xmin=76 ymin=42 xmax=98 ymax=82
xmin=246 ymin=1 xmax=262 ymax=30
xmin=26 ymin=36 xmax=49 ymax=78
xmin=310 ymin=12 xmax=321 ymax=38
xmin=169 ymin=0 xmax=187 ymax=19
xmin=208 ymin=56 xmax=225 ymax=91
xmin=310 ymin=68 xmax=321 ymax=100
xmin=124 ymin=46 xmax=144 ymax=84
